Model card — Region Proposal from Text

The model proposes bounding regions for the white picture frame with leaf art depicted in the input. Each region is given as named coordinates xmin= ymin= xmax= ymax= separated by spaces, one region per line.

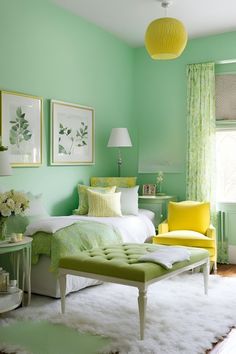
xmin=50 ymin=100 xmax=95 ymax=165
xmin=0 ymin=90 xmax=42 ymax=166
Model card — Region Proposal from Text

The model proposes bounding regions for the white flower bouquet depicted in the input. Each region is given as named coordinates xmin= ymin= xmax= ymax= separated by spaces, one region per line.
xmin=0 ymin=190 xmax=29 ymax=217
xmin=156 ymin=171 xmax=164 ymax=185
xmin=156 ymin=171 xmax=164 ymax=194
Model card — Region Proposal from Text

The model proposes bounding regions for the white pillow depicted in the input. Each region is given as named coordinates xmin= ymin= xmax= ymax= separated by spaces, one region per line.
xmin=24 ymin=192 xmax=49 ymax=217
xmin=116 ymin=186 xmax=139 ymax=215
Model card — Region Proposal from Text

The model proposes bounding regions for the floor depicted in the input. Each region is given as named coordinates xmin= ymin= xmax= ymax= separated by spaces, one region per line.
xmin=207 ymin=264 xmax=236 ymax=354
xmin=216 ymin=264 xmax=236 ymax=277
xmin=1 ymin=264 xmax=236 ymax=354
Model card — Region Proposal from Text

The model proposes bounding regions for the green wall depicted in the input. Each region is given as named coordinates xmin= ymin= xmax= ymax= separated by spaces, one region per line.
xmin=1 ymin=1 xmax=236 ymax=212
xmin=0 ymin=0 xmax=137 ymax=215
xmin=134 ymin=31 xmax=236 ymax=200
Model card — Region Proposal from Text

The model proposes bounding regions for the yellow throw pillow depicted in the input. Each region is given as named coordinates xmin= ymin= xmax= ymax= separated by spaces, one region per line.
xmin=74 ymin=185 xmax=116 ymax=215
xmin=168 ymin=201 xmax=210 ymax=234
xmin=87 ymin=190 xmax=122 ymax=217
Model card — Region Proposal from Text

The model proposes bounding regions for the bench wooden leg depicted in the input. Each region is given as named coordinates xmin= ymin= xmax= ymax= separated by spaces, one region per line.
xmin=203 ymin=260 xmax=209 ymax=295
xmin=138 ymin=288 xmax=147 ymax=340
xmin=59 ymin=272 xmax=66 ymax=314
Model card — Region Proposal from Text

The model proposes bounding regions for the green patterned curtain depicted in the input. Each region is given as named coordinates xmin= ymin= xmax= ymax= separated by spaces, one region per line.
xmin=186 ymin=62 xmax=228 ymax=263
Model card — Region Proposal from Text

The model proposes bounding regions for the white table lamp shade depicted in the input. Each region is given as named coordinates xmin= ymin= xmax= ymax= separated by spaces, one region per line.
xmin=0 ymin=150 xmax=12 ymax=176
xmin=107 ymin=128 xmax=132 ymax=177
xmin=107 ymin=128 xmax=132 ymax=147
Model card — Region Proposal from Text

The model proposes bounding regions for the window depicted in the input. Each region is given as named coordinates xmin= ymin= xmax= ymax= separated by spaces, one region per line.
xmin=216 ymin=74 xmax=236 ymax=121
xmin=215 ymin=73 xmax=236 ymax=202
xmin=216 ymin=129 xmax=236 ymax=202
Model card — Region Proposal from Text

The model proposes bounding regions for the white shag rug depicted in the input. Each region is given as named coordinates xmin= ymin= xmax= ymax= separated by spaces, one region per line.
xmin=1 ymin=273 xmax=236 ymax=354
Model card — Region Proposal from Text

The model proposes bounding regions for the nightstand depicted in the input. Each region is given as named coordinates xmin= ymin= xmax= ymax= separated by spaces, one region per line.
xmin=0 ymin=236 xmax=32 ymax=313
xmin=138 ymin=195 xmax=177 ymax=231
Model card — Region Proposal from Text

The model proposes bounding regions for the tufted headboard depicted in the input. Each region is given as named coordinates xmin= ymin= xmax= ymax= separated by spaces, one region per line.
xmin=90 ymin=177 xmax=137 ymax=188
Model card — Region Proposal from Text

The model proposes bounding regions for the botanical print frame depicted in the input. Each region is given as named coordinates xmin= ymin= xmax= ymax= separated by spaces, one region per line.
xmin=142 ymin=184 xmax=156 ymax=196
xmin=0 ymin=90 xmax=42 ymax=167
xmin=50 ymin=100 xmax=95 ymax=165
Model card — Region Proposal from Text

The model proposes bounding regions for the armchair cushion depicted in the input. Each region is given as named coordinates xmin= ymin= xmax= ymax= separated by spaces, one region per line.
xmin=168 ymin=201 xmax=210 ymax=234
xmin=153 ymin=230 xmax=215 ymax=248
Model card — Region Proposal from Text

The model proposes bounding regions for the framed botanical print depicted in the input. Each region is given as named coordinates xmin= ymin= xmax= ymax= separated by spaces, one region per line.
xmin=0 ymin=90 xmax=42 ymax=166
xmin=50 ymin=100 xmax=95 ymax=165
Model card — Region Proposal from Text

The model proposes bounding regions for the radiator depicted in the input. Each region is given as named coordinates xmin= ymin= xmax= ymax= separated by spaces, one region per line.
xmin=218 ymin=210 xmax=226 ymax=243
xmin=218 ymin=208 xmax=236 ymax=264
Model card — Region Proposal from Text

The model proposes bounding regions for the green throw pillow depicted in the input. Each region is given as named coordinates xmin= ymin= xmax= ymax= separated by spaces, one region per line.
xmin=87 ymin=190 xmax=122 ymax=217
xmin=74 ymin=185 xmax=116 ymax=215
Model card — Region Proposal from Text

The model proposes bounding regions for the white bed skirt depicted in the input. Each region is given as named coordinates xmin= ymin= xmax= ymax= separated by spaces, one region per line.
xmin=29 ymin=210 xmax=156 ymax=298
xmin=31 ymin=255 xmax=101 ymax=298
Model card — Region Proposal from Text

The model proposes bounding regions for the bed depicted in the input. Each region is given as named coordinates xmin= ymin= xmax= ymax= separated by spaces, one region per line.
xmin=25 ymin=177 xmax=156 ymax=298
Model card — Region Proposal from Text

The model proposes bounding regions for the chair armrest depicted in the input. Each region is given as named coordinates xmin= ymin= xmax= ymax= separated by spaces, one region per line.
xmin=206 ymin=224 xmax=216 ymax=239
xmin=158 ymin=220 xmax=169 ymax=234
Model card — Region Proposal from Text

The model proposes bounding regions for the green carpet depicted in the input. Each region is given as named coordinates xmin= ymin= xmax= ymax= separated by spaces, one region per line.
xmin=0 ymin=320 xmax=109 ymax=354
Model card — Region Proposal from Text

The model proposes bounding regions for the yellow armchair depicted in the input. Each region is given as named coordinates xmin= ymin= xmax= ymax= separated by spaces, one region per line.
xmin=153 ymin=201 xmax=217 ymax=272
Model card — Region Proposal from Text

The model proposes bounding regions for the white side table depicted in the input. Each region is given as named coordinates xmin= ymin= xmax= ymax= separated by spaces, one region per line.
xmin=0 ymin=289 xmax=23 ymax=313
xmin=138 ymin=195 xmax=177 ymax=230
xmin=0 ymin=236 xmax=32 ymax=313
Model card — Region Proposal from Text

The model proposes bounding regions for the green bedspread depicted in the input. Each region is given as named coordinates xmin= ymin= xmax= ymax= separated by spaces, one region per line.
xmin=31 ymin=220 xmax=122 ymax=272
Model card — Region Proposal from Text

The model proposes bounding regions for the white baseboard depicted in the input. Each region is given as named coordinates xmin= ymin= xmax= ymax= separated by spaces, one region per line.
xmin=228 ymin=246 xmax=236 ymax=264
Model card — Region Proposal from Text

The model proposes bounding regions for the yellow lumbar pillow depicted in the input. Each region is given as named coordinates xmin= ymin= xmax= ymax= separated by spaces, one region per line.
xmin=168 ymin=201 xmax=210 ymax=234
xmin=87 ymin=190 xmax=122 ymax=217
xmin=90 ymin=177 xmax=137 ymax=187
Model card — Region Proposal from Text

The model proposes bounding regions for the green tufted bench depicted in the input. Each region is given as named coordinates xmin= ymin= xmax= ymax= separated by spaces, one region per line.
xmin=58 ymin=243 xmax=209 ymax=340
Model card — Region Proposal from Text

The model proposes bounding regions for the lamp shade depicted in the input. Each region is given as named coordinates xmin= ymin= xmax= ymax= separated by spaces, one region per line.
xmin=107 ymin=128 xmax=132 ymax=147
xmin=0 ymin=150 xmax=12 ymax=176
xmin=145 ymin=17 xmax=187 ymax=60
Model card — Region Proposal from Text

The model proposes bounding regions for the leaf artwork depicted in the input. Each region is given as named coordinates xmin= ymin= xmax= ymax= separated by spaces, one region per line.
xmin=9 ymin=107 xmax=32 ymax=148
xmin=58 ymin=121 xmax=88 ymax=155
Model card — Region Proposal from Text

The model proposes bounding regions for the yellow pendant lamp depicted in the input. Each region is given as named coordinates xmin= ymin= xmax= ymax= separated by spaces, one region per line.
xmin=145 ymin=0 xmax=187 ymax=60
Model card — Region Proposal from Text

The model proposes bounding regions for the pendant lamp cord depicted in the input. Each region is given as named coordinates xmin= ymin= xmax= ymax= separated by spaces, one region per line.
xmin=161 ymin=0 xmax=172 ymax=17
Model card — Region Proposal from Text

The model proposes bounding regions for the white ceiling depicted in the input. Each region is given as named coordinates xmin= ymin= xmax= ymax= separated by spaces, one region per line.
xmin=53 ymin=0 xmax=236 ymax=47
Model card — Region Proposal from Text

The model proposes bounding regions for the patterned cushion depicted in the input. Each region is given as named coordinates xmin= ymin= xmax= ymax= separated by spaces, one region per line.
xmin=90 ymin=177 xmax=137 ymax=188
